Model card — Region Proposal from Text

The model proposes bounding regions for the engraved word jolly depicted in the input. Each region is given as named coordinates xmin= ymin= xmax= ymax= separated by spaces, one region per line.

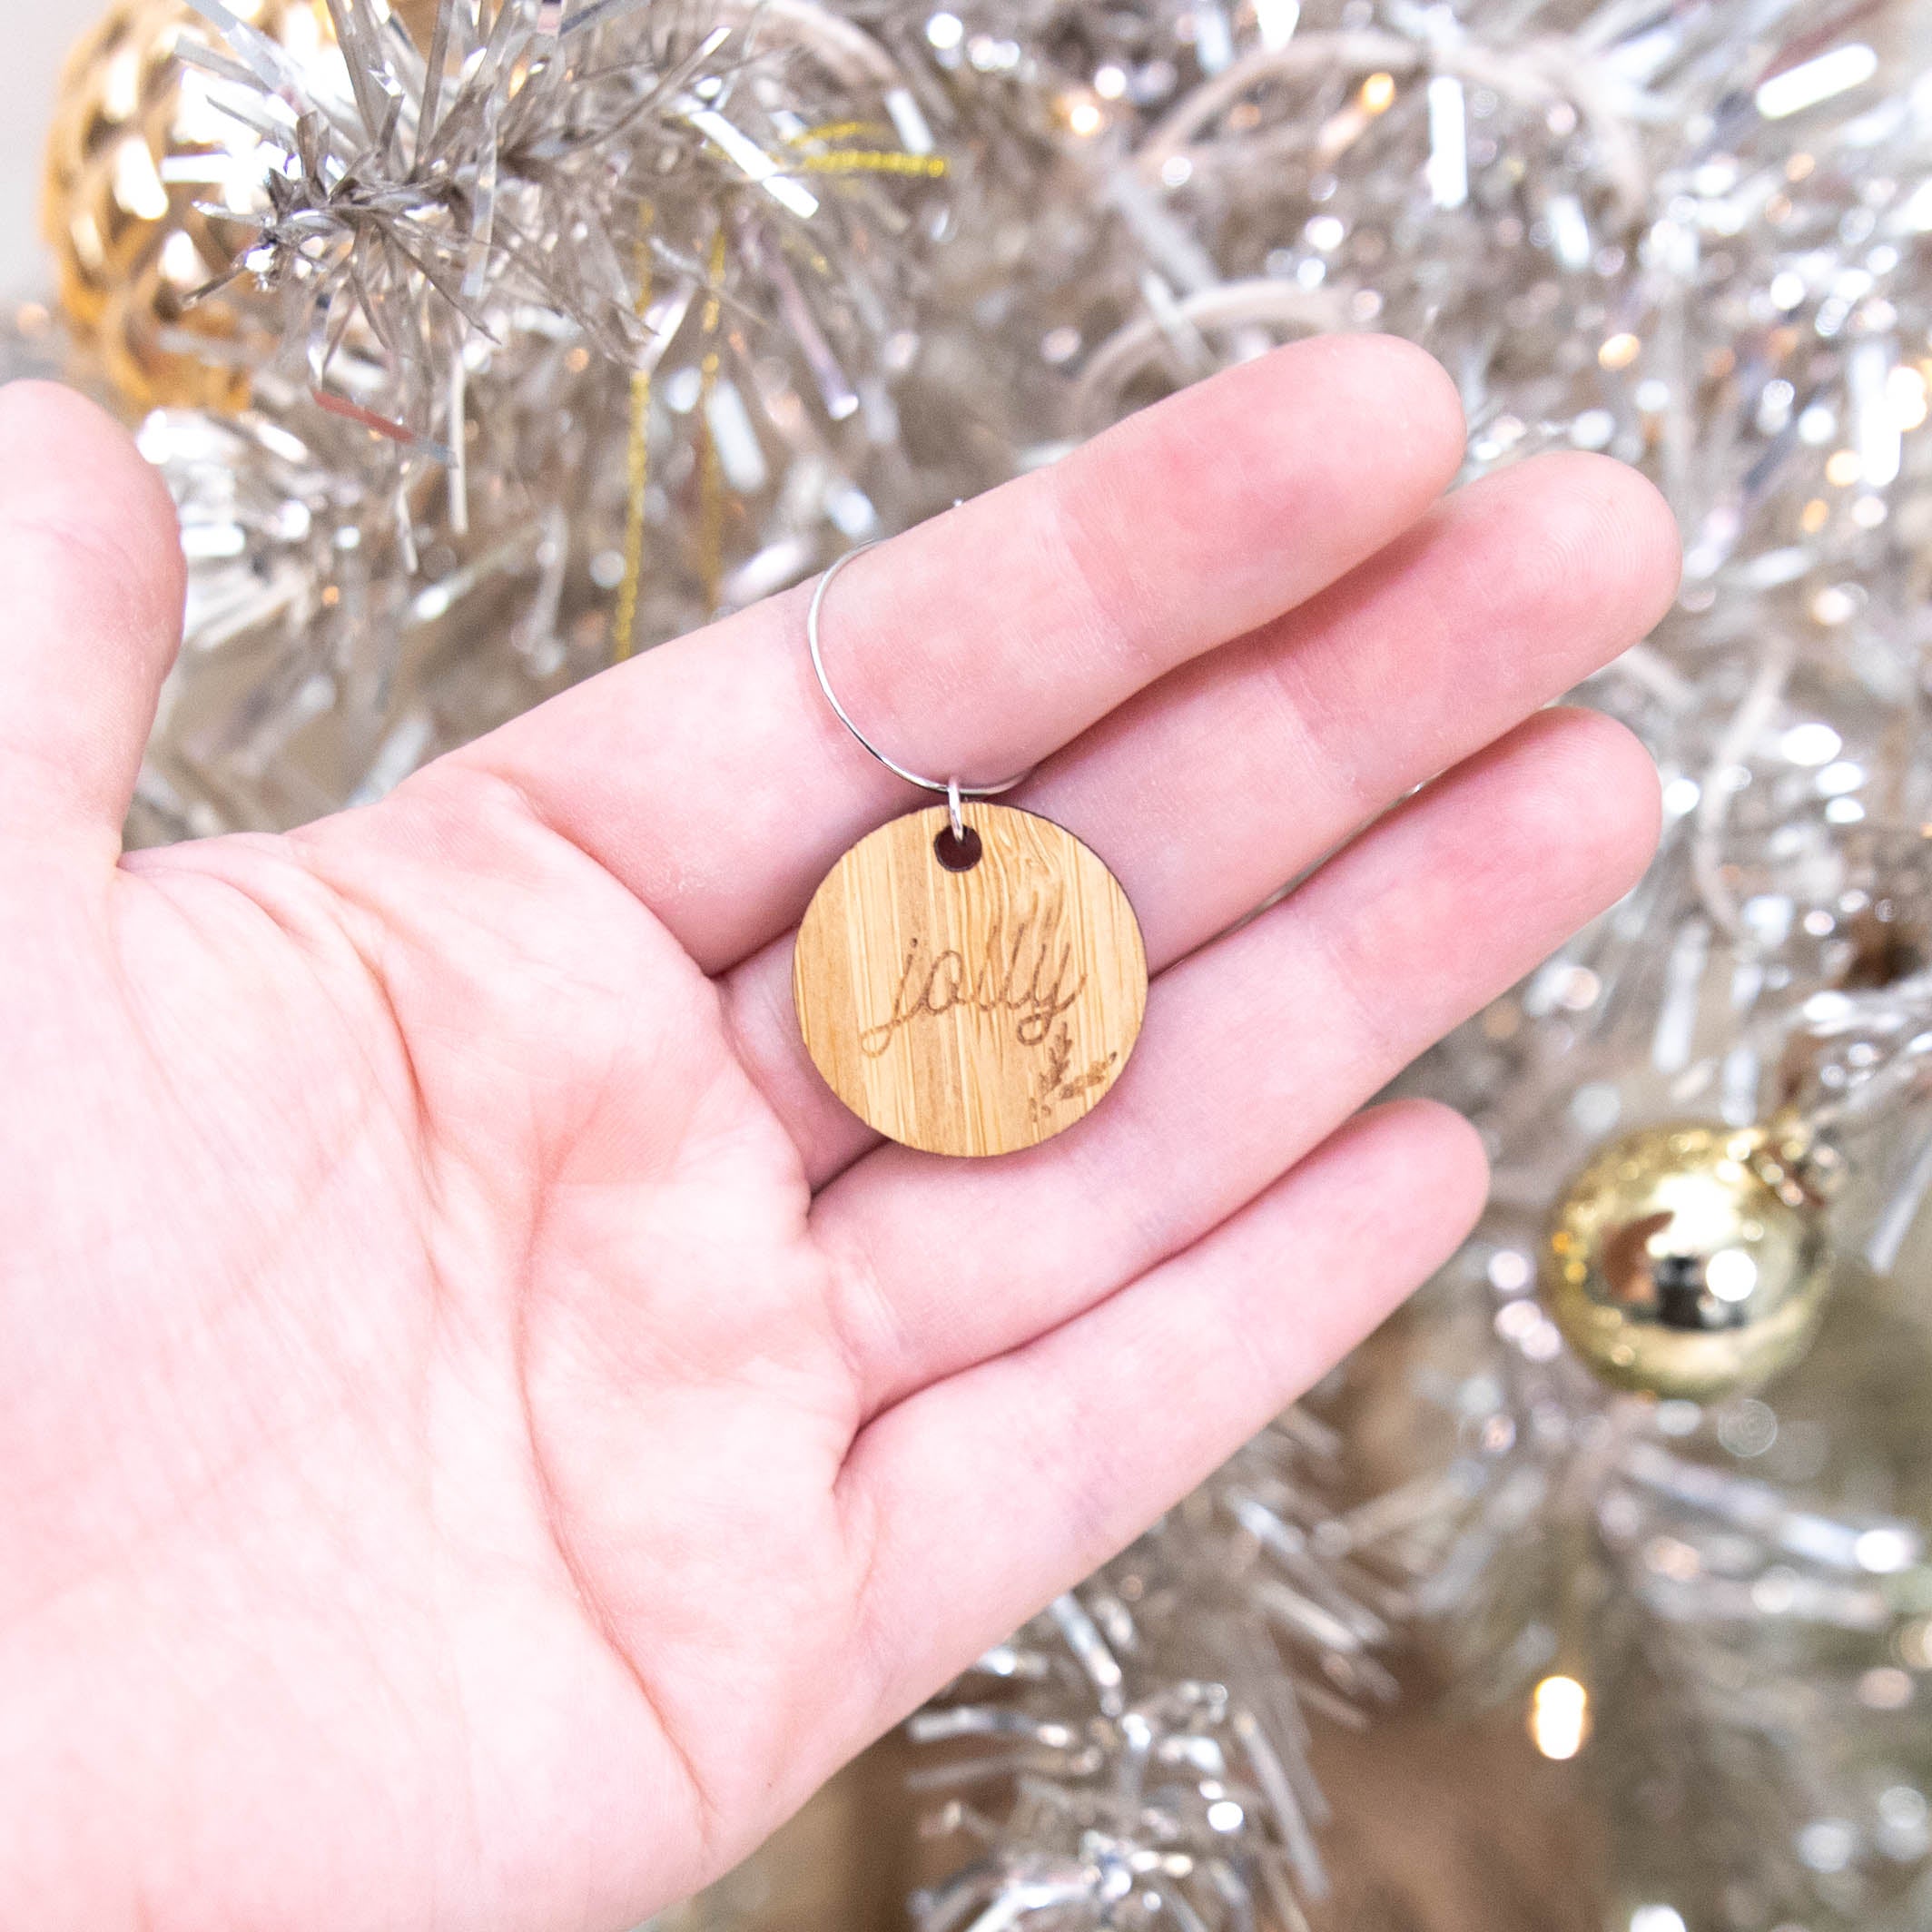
xmin=793 ymin=803 xmax=1148 ymax=1158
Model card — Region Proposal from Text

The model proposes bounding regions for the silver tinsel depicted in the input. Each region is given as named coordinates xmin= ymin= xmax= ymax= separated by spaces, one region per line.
xmin=131 ymin=0 xmax=955 ymax=834
xmin=910 ymin=1400 xmax=1392 ymax=1932
xmin=902 ymin=1 xmax=1932 ymax=1925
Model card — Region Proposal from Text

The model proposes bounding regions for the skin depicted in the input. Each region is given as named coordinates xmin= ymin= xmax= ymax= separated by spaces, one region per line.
xmin=0 ymin=338 xmax=1678 ymax=1932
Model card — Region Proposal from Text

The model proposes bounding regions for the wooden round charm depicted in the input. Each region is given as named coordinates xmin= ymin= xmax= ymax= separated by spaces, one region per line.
xmin=793 ymin=803 xmax=1148 ymax=1157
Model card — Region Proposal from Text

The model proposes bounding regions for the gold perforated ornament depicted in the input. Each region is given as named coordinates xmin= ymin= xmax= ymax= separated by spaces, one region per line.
xmin=44 ymin=0 xmax=438 ymax=411
xmin=43 ymin=0 xmax=335 ymax=410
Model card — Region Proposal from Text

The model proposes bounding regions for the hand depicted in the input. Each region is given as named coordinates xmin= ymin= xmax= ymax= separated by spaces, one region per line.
xmin=0 ymin=340 xmax=1677 ymax=1932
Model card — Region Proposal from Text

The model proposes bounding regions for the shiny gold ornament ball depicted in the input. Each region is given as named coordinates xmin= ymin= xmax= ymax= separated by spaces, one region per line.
xmin=43 ymin=0 xmax=342 ymax=411
xmin=1541 ymin=1122 xmax=1830 ymax=1402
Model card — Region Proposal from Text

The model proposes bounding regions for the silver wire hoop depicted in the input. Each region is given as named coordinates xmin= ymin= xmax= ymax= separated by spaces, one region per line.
xmin=807 ymin=541 xmax=1034 ymax=838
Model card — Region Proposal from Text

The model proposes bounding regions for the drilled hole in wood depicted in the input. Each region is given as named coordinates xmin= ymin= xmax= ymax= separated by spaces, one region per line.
xmin=933 ymin=824 xmax=982 ymax=872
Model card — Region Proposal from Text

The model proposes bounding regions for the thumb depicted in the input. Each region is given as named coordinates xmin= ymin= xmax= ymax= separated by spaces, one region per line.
xmin=0 ymin=382 xmax=184 ymax=862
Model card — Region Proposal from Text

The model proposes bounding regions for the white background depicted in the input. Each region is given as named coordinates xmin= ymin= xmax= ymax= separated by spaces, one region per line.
xmin=2 ymin=5 xmax=80 ymax=296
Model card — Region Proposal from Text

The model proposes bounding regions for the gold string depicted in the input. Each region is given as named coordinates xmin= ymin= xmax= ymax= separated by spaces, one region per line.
xmin=787 ymin=119 xmax=890 ymax=144
xmin=619 ymin=136 xmax=947 ymax=646
xmin=611 ymin=216 xmax=655 ymax=665
xmin=785 ymin=121 xmax=950 ymax=177
xmin=695 ymin=223 xmax=728 ymax=618
xmin=800 ymin=151 xmax=949 ymax=177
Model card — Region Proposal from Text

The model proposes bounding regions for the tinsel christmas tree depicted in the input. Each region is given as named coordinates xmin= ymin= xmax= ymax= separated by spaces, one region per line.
xmin=20 ymin=0 xmax=1932 ymax=1926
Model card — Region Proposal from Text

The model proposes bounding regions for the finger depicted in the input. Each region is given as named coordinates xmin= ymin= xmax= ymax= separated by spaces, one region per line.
xmin=813 ymin=706 xmax=1659 ymax=1418
xmin=833 ymin=1098 xmax=1486 ymax=1730
xmin=0 ymin=383 xmax=185 ymax=859
xmin=724 ymin=451 xmax=1680 ymax=1180
xmin=449 ymin=337 xmax=1465 ymax=971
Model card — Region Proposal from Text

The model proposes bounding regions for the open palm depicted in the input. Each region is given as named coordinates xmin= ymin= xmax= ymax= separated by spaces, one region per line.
xmin=0 ymin=340 xmax=1677 ymax=1932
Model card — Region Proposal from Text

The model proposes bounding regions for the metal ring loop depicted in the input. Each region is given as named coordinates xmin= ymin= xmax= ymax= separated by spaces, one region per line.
xmin=807 ymin=541 xmax=1034 ymax=802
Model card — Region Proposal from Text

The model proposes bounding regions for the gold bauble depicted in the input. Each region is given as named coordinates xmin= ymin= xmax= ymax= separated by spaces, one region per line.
xmin=44 ymin=0 xmax=439 ymax=410
xmin=1541 ymin=1122 xmax=1830 ymax=1402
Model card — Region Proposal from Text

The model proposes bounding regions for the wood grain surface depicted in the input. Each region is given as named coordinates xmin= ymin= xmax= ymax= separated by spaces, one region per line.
xmin=793 ymin=803 xmax=1147 ymax=1157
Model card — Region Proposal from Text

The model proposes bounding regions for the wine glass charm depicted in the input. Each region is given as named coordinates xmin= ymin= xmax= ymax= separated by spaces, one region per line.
xmin=792 ymin=545 xmax=1148 ymax=1158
